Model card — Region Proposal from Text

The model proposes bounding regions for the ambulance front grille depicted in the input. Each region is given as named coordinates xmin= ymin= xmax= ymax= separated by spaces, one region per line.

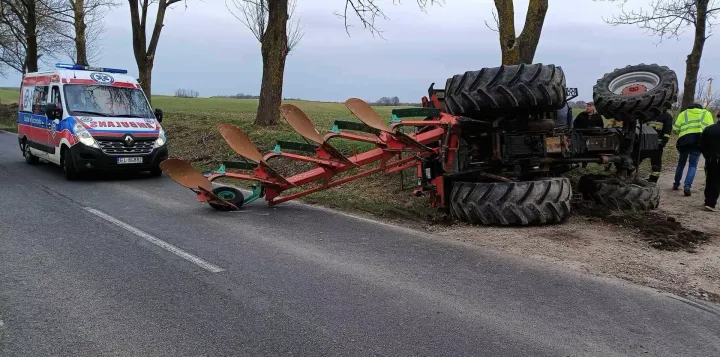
xmin=97 ymin=140 xmax=155 ymax=155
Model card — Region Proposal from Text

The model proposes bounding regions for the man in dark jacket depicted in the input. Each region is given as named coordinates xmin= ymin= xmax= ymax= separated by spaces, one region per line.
xmin=643 ymin=109 xmax=674 ymax=183
xmin=574 ymin=102 xmax=604 ymax=129
xmin=700 ymin=117 xmax=720 ymax=211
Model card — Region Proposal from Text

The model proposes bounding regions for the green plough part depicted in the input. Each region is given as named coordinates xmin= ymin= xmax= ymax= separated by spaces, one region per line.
xmin=244 ymin=184 xmax=263 ymax=205
xmin=272 ymin=140 xmax=318 ymax=153
xmin=331 ymin=120 xmax=381 ymax=135
xmin=391 ymin=107 xmax=441 ymax=119
xmin=222 ymin=160 xmax=258 ymax=170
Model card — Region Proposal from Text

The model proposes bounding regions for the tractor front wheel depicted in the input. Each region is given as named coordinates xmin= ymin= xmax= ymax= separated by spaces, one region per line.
xmin=449 ymin=177 xmax=572 ymax=226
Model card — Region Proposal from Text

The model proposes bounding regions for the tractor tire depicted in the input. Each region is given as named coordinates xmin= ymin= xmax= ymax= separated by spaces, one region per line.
xmin=444 ymin=63 xmax=567 ymax=118
xmin=593 ymin=63 xmax=678 ymax=122
xmin=578 ymin=174 xmax=660 ymax=211
xmin=449 ymin=177 xmax=572 ymax=226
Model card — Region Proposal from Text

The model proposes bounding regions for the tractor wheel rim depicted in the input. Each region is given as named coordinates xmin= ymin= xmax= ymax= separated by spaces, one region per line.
xmin=608 ymin=71 xmax=660 ymax=95
xmin=217 ymin=191 xmax=236 ymax=200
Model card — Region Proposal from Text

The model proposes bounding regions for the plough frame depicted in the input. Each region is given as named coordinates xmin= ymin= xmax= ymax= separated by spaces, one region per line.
xmin=160 ymin=96 xmax=457 ymax=211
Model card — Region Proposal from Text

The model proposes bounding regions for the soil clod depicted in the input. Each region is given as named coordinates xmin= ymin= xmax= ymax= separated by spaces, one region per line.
xmin=574 ymin=202 xmax=711 ymax=251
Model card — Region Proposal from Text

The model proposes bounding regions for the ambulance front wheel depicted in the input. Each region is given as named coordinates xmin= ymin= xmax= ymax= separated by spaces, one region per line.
xmin=61 ymin=147 xmax=80 ymax=181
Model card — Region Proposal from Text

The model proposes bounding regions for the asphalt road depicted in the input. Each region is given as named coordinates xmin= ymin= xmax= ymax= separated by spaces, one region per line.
xmin=1 ymin=131 xmax=719 ymax=356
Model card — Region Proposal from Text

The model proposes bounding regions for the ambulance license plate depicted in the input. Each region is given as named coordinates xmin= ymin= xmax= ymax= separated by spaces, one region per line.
xmin=117 ymin=157 xmax=143 ymax=164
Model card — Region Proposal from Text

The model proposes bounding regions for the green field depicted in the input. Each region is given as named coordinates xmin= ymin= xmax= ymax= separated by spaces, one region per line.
xmin=0 ymin=87 xmax=674 ymax=221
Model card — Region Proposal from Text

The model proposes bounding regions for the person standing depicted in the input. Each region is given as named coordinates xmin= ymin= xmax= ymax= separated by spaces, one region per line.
xmin=700 ymin=117 xmax=720 ymax=211
xmin=673 ymin=103 xmax=715 ymax=196
xmin=644 ymin=109 xmax=674 ymax=183
xmin=573 ymin=102 xmax=604 ymax=129
xmin=556 ymin=101 xmax=574 ymax=128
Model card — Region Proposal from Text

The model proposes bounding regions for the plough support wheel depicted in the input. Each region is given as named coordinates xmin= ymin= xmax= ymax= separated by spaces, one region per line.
xmin=159 ymin=158 xmax=243 ymax=210
xmin=208 ymin=186 xmax=245 ymax=211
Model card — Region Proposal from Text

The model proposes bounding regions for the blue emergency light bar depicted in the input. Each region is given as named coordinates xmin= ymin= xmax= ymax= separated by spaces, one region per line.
xmin=55 ymin=63 xmax=128 ymax=74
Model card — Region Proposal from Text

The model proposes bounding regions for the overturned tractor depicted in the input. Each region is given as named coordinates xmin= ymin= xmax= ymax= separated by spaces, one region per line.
xmin=161 ymin=63 xmax=678 ymax=226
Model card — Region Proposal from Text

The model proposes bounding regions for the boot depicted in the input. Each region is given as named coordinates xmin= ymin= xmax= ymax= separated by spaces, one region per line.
xmin=648 ymin=175 xmax=659 ymax=183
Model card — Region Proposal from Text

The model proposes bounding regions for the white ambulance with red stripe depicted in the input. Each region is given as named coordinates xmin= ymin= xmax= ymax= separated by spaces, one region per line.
xmin=17 ymin=63 xmax=168 ymax=180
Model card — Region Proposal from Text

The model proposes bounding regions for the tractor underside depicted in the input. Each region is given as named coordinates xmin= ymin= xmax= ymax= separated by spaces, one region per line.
xmin=161 ymin=62 xmax=678 ymax=226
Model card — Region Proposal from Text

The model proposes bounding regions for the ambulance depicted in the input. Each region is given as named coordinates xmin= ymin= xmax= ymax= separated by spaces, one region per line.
xmin=17 ymin=63 xmax=168 ymax=180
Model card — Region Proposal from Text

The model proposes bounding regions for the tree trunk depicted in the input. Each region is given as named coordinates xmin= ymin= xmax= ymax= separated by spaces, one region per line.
xmin=494 ymin=0 xmax=548 ymax=66
xmin=516 ymin=0 xmax=548 ymax=64
xmin=681 ymin=0 xmax=708 ymax=109
xmin=24 ymin=0 xmax=38 ymax=72
xmin=254 ymin=0 xmax=289 ymax=126
xmin=74 ymin=0 xmax=88 ymax=66
xmin=138 ymin=62 xmax=152 ymax=104
xmin=494 ymin=0 xmax=519 ymax=65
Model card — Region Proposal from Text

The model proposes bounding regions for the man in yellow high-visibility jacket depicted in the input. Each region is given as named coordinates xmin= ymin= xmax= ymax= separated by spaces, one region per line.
xmin=673 ymin=103 xmax=715 ymax=196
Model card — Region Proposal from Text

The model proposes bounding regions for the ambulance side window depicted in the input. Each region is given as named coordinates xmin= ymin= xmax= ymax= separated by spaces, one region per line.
xmin=32 ymin=86 xmax=49 ymax=114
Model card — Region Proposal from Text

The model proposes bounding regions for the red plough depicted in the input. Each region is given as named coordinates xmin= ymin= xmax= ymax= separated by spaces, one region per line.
xmin=160 ymin=97 xmax=457 ymax=211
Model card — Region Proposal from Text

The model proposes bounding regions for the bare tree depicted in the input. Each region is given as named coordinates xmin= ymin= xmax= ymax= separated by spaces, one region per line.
xmin=38 ymin=0 xmax=120 ymax=66
xmin=174 ymin=88 xmax=199 ymax=98
xmin=485 ymin=0 xmax=549 ymax=65
xmin=226 ymin=0 xmax=303 ymax=126
xmin=335 ymin=0 xmax=442 ymax=37
xmin=601 ymin=0 xmax=720 ymax=109
xmin=0 ymin=0 xmax=67 ymax=73
xmin=128 ymin=0 xmax=186 ymax=105
xmin=338 ymin=0 xmax=547 ymax=65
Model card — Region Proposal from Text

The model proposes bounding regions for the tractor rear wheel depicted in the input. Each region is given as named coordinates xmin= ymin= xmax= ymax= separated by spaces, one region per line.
xmin=449 ymin=177 xmax=572 ymax=226
xmin=444 ymin=63 xmax=566 ymax=118
xmin=592 ymin=63 xmax=678 ymax=122
xmin=578 ymin=174 xmax=660 ymax=211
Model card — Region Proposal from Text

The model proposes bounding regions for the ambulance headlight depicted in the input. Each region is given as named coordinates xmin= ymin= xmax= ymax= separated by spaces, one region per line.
xmin=155 ymin=129 xmax=166 ymax=147
xmin=73 ymin=123 xmax=98 ymax=148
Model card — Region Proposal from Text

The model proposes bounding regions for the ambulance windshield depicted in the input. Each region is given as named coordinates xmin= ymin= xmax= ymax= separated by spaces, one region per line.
xmin=63 ymin=84 xmax=154 ymax=118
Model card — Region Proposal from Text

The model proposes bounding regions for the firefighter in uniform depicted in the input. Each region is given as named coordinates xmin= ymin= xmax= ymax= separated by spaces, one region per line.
xmin=644 ymin=109 xmax=674 ymax=183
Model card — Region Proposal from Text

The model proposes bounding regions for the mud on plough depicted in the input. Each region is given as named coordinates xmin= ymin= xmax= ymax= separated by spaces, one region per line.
xmin=160 ymin=97 xmax=457 ymax=213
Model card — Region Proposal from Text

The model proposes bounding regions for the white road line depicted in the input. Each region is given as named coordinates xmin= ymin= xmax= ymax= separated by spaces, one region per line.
xmin=83 ymin=207 xmax=225 ymax=273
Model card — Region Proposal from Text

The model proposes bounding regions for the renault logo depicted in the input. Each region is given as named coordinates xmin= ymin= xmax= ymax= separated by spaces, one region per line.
xmin=123 ymin=135 xmax=135 ymax=147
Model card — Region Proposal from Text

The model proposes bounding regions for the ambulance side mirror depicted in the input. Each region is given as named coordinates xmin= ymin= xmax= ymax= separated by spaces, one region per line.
xmin=154 ymin=108 xmax=163 ymax=123
xmin=45 ymin=104 xmax=62 ymax=120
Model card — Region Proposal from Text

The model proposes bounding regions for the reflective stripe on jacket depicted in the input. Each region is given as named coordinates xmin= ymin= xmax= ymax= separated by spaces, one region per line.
xmin=673 ymin=108 xmax=714 ymax=138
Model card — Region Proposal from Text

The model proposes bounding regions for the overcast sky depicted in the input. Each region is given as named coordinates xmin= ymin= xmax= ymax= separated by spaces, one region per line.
xmin=2 ymin=0 xmax=718 ymax=102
